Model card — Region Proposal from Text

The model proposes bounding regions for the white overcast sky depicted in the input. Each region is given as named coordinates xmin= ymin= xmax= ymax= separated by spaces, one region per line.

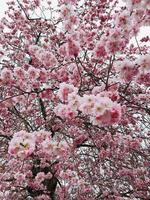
xmin=0 ymin=1 xmax=7 ymax=18
xmin=0 ymin=0 xmax=149 ymax=45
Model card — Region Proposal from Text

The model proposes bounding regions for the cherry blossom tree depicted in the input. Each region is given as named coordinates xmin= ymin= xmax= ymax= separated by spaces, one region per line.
xmin=0 ymin=0 xmax=150 ymax=199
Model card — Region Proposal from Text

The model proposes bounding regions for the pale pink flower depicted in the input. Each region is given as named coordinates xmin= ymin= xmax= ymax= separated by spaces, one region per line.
xmin=78 ymin=94 xmax=96 ymax=115
xmin=27 ymin=66 xmax=40 ymax=80
xmin=8 ymin=131 xmax=36 ymax=158
xmin=29 ymin=45 xmax=57 ymax=68
xmin=137 ymin=54 xmax=150 ymax=73
xmin=67 ymin=38 xmax=80 ymax=57
xmin=123 ymin=0 xmax=150 ymax=10
xmin=94 ymin=42 xmax=106 ymax=58
xmin=14 ymin=68 xmax=26 ymax=80
xmin=60 ymin=0 xmax=77 ymax=5
xmin=93 ymin=96 xmax=112 ymax=114
xmin=41 ymin=51 xmax=57 ymax=68
xmin=68 ymin=92 xmax=80 ymax=110
xmin=60 ymin=5 xmax=73 ymax=19
xmin=92 ymin=85 xmax=105 ymax=95
xmin=54 ymin=104 xmax=78 ymax=119
xmin=41 ymin=138 xmax=70 ymax=160
xmin=35 ymin=130 xmax=51 ymax=143
xmin=57 ymin=82 xmax=78 ymax=102
xmin=136 ymin=72 xmax=150 ymax=86
xmin=1 ymin=68 xmax=13 ymax=83
xmin=28 ymin=44 xmax=39 ymax=55
xmin=115 ymin=59 xmax=138 ymax=82
xmin=89 ymin=96 xmax=121 ymax=126
xmin=14 ymin=173 xmax=26 ymax=183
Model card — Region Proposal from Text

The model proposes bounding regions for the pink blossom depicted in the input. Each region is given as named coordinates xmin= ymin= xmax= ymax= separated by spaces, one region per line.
xmin=137 ymin=54 xmax=150 ymax=73
xmin=1 ymin=68 xmax=13 ymax=83
xmin=136 ymin=72 xmax=150 ymax=86
xmin=115 ymin=59 xmax=138 ymax=82
xmin=67 ymin=38 xmax=80 ymax=57
xmin=60 ymin=5 xmax=73 ymax=19
xmin=68 ymin=92 xmax=80 ymax=109
xmin=54 ymin=103 xmax=78 ymax=119
xmin=94 ymin=42 xmax=106 ymax=58
xmin=57 ymin=82 xmax=78 ymax=102
xmin=99 ymin=148 xmax=110 ymax=159
xmin=78 ymin=94 xmax=96 ymax=115
xmin=123 ymin=0 xmax=150 ymax=10
xmin=27 ymin=66 xmax=40 ymax=80
xmin=41 ymin=138 xmax=70 ymax=160
xmin=8 ymin=131 xmax=36 ymax=158
xmin=28 ymin=45 xmax=57 ymax=68
xmin=60 ymin=0 xmax=77 ymax=5
xmin=14 ymin=173 xmax=26 ymax=184
xmin=90 ymin=97 xmax=121 ymax=126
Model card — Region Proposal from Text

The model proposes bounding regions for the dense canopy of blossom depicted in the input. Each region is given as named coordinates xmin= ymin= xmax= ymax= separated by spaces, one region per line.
xmin=0 ymin=0 xmax=150 ymax=199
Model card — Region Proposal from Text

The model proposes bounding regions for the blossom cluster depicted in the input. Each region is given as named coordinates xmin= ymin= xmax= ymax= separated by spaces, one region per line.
xmin=115 ymin=54 xmax=150 ymax=86
xmin=55 ymin=83 xmax=122 ymax=126
xmin=60 ymin=3 xmax=78 ymax=32
xmin=8 ymin=131 xmax=36 ymax=159
xmin=59 ymin=37 xmax=80 ymax=58
xmin=94 ymin=28 xmax=127 ymax=56
xmin=28 ymin=45 xmax=57 ymax=68
xmin=8 ymin=130 xmax=71 ymax=160
xmin=123 ymin=0 xmax=150 ymax=10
